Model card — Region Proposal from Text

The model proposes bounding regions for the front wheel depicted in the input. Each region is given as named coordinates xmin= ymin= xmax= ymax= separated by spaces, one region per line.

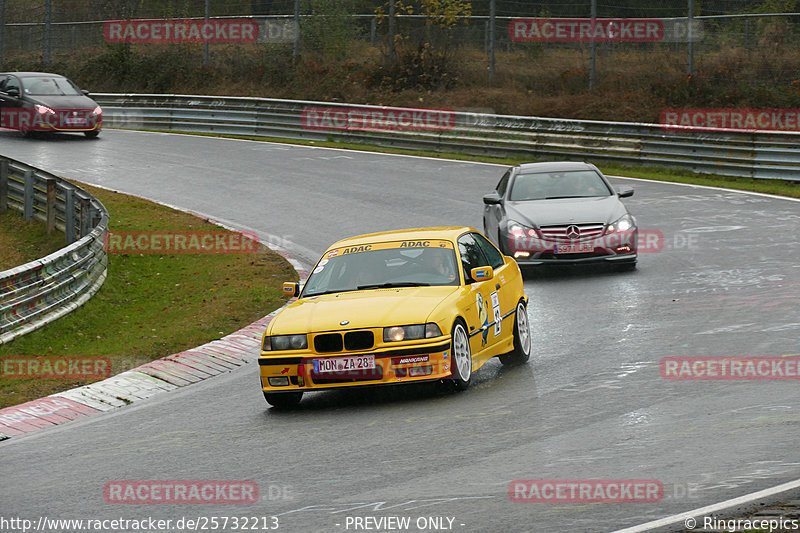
xmin=84 ymin=130 xmax=100 ymax=138
xmin=499 ymin=301 xmax=531 ymax=366
xmin=263 ymin=391 xmax=303 ymax=409
xmin=449 ymin=320 xmax=472 ymax=390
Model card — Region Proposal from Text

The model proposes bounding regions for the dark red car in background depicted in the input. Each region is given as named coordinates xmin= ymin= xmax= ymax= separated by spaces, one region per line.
xmin=0 ymin=72 xmax=102 ymax=137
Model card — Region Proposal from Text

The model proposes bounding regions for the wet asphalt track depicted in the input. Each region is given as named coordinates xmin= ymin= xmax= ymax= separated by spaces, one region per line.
xmin=1 ymin=129 xmax=799 ymax=533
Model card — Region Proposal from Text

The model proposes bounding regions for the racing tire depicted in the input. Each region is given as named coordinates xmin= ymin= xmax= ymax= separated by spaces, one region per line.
xmin=84 ymin=130 xmax=100 ymax=138
xmin=263 ymin=391 xmax=303 ymax=409
xmin=499 ymin=301 xmax=531 ymax=366
xmin=449 ymin=320 xmax=472 ymax=391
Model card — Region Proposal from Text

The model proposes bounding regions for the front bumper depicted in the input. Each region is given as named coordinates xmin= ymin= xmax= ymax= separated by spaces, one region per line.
xmin=506 ymin=230 xmax=638 ymax=265
xmin=513 ymin=250 xmax=638 ymax=265
xmin=259 ymin=338 xmax=453 ymax=392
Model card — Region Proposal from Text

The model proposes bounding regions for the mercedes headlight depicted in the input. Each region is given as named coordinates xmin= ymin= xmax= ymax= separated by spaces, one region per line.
xmin=606 ymin=214 xmax=635 ymax=234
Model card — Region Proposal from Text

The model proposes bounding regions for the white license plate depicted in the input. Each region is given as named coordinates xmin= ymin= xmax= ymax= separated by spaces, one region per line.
xmin=313 ymin=355 xmax=375 ymax=373
xmin=65 ymin=117 xmax=86 ymax=125
xmin=554 ymin=242 xmax=594 ymax=254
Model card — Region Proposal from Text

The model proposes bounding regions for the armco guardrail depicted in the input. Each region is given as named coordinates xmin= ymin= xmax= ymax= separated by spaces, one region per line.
xmin=0 ymin=157 xmax=109 ymax=344
xmin=95 ymin=93 xmax=800 ymax=180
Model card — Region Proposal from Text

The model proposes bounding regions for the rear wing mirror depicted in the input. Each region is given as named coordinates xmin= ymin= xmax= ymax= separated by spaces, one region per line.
xmin=617 ymin=186 xmax=634 ymax=198
xmin=470 ymin=266 xmax=494 ymax=282
xmin=282 ymin=282 xmax=299 ymax=298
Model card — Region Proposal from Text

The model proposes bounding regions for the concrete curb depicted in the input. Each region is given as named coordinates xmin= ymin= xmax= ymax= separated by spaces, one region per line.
xmin=0 ymin=232 xmax=309 ymax=441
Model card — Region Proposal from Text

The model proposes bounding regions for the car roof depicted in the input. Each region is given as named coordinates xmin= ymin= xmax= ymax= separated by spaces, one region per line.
xmin=327 ymin=227 xmax=475 ymax=249
xmin=516 ymin=161 xmax=597 ymax=173
xmin=0 ymin=72 xmax=67 ymax=79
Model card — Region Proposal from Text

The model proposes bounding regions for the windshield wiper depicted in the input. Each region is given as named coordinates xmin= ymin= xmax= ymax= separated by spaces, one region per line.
xmin=543 ymin=195 xmax=597 ymax=199
xmin=357 ymin=282 xmax=430 ymax=290
xmin=303 ymin=288 xmax=358 ymax=297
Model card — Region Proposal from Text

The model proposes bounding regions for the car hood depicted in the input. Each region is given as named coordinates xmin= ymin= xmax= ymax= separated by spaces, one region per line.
xmin=507 ymin=196 xmax=628 ymax=227
xmin=27 ymin=95 xmax=99 ymax=110
xmin=269 ymin=285 xmax=460 ymax=334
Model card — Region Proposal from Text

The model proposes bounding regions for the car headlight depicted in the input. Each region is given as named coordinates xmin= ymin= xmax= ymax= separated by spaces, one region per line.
xmin=507 ymin=219 xmax=538 ymax=238
xmin=92 ymin=106 xmax=102 ymax=117
xmin=34 ymin=104 xmax=55 ymax=115
xmin=263 ymin=334 xmax=308 ymax=351
xmin=606 ymin=214 xmax=635 ymax=234
xmin=384 ymin=323 xmax=442 ymax=342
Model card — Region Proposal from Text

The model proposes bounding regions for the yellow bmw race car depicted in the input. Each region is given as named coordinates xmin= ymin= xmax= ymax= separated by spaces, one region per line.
xmin=259 ymin=227 xmax=531 ymax=408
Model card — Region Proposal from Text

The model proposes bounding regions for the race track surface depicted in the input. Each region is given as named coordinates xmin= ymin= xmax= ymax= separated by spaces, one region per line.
xmin=1 ymin=129 xmax=799 ymax=533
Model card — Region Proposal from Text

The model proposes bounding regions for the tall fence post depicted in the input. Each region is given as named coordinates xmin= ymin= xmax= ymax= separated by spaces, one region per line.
xmin=44 ymin=0 xmax=52 ymax=65
xmin=293 ymin=0 xmax=300 ymax=61
xmin=45 ymin=177 xmax=56 ymax=234
xmin=65 ymin=187 xmax=75 ymax=243
xmin=0 ymin=0 xmax=5 ymax=68
xmin=687 ymin=0 xmax=695 ymax=81
xmin=388 ymin=0 xmax=396 ymax=67
xmin=488 ymin=0 xmax=495 ymax=84
xmin=0 ymin=159 xmax=8 ymax=212
xmin=23 ymin=170 xmax=34 ymax=221
xmin=203 ymin=0 xmax=210 ymax=67
xmin=589 ymin=0 xmax=597 ymax=90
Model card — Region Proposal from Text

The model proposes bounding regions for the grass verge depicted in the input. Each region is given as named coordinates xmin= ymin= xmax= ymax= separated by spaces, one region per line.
xmin=0 ymin=183 xmax=296 ymax=409
xmin=0 ymin=211 xmax=66 ymax=271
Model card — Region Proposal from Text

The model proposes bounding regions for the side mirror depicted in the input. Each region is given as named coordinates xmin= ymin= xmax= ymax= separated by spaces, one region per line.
xmin=282 ymin=282 xmax=299 ymax=298
xmin=82 ymin=89 xmax=91 ymax=97
xmin=5 ymin=88 xmax=20 ymax=98
xmin=482 ymin=192 xmax=502 ymax=205
xmin=470 ymin=266 xmax=494 ymax=282
xmin=617 ymin=186 xmax=634 ymax=198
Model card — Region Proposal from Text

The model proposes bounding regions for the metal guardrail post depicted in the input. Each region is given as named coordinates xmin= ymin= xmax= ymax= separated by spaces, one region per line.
xmin=45 ymin=177 xmax=56 ymax=234
xmin=65 ymin=187 xmax=75 ymax=243
xmin=23 ymin=169 xmax=34 ymax=221
xmin=0 ymin=159 xmax=8 ymax=212
xmin=78 ymin=192 xmax=90 ymax=238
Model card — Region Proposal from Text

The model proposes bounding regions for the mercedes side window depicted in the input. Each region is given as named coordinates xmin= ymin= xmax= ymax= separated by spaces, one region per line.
xmin=4 ymin=76 xmax=20 ymax=95
xmin=496 ymin=169 xmax=511 ymax=197
xmin=472 ymin=232 xmax=504 ymax=269
xmin=458 ymin=233 xmax=489 ymax=283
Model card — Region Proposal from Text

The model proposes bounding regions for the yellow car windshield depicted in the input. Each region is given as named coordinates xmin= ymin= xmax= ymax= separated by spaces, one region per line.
xmin=303 ymin=240 xmax=459 ymax=297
